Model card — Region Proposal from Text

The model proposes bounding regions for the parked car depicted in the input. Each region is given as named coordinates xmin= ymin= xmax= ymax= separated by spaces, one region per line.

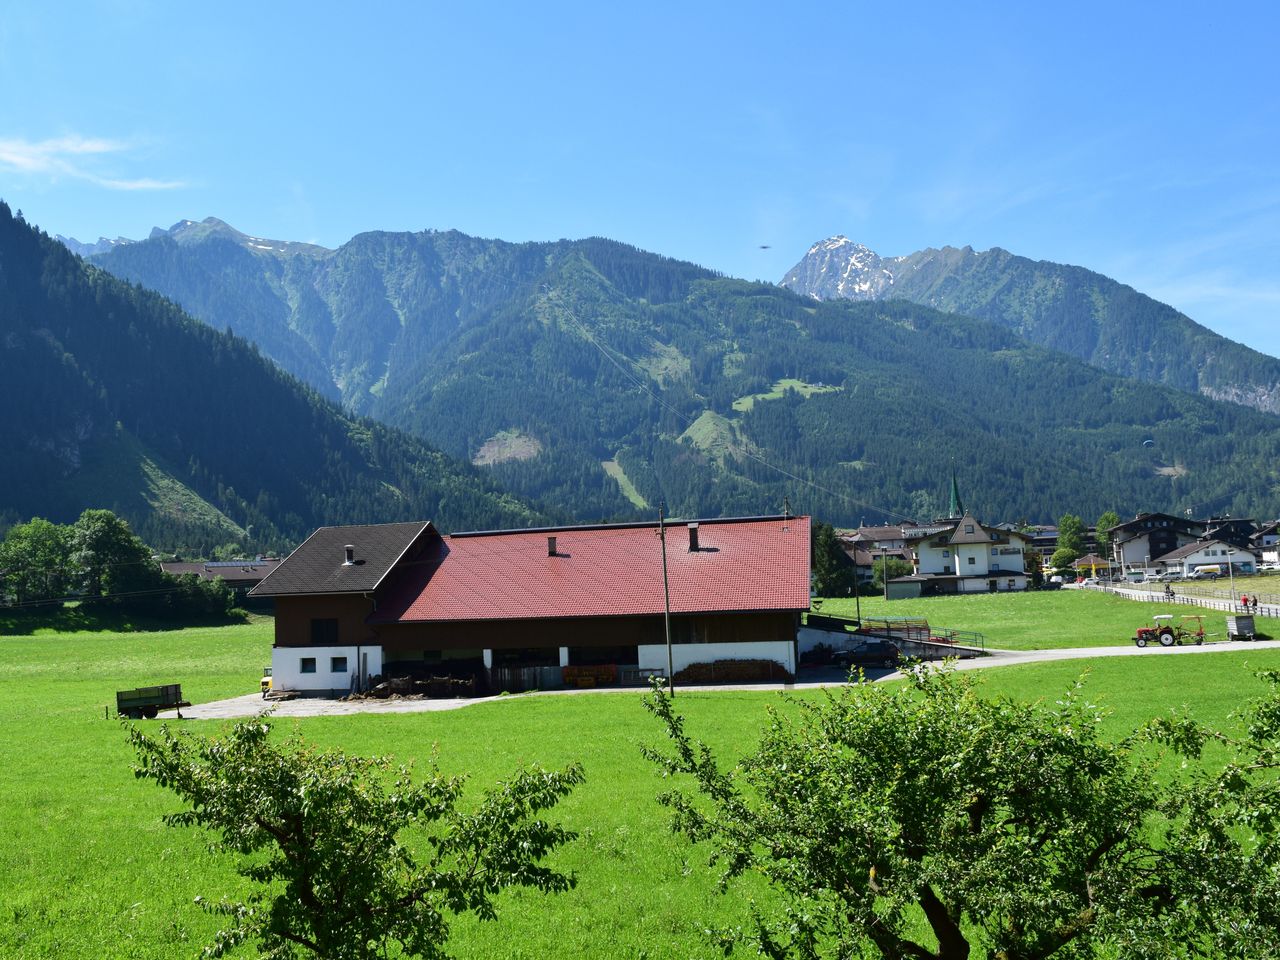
xmin=833 ymin=640 xmax=902 ymax=670
xmin=1186 ymin=568 xmax=1220 ymax=580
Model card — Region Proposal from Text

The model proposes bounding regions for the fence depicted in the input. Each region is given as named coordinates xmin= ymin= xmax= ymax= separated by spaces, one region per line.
xmin=1094 ymin=584 xmax=1274 ymax=619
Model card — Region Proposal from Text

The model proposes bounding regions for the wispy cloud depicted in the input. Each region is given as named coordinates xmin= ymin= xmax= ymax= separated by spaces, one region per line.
xmin=0 ymin=134 xmax=184 ymax=190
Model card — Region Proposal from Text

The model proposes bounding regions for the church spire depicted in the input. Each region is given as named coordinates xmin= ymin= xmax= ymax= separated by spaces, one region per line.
xmin=948 ymin=469 xmax=964 ymax=520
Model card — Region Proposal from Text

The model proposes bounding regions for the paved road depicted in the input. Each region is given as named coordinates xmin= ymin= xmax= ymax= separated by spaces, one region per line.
xmin=165 ymin=638 xmax=1280 ymax=721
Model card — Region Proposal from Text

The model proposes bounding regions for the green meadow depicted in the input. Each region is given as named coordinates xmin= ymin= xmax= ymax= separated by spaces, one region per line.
xmin=3 ymin=598 xmax=1279 ymax=958
xmin=815 ymin=588 xmax=1256 ymax=649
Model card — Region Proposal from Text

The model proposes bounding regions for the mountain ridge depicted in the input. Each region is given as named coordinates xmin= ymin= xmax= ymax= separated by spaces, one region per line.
xmin=73 ymin=218 xmax=1280 ymax=526
xmin=781 ymin=236 xmax=1280 ymax=415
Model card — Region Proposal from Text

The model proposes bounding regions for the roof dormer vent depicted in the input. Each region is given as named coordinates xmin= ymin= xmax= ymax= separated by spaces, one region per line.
xmin=343 ymin=544 xmax=355 ymax=565
xmin=687 ymin=522 xmax=700 ymax=552
xmin=547 ymin=535 xmax=558 ymax=557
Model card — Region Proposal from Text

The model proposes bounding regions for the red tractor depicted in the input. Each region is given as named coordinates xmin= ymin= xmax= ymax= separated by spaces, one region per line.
xmin=1133 ymin=614 xmax=1205 ymax=648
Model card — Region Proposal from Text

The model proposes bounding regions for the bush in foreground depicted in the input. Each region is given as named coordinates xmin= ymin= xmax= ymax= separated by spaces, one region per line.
xmin=129 ymin=718 xmax=583 ymax=959
xmin=645 ymin=665 xmax=1280 ymax=959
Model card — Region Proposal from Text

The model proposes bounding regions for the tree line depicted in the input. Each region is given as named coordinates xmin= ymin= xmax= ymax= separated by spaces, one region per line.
xmin=0 ymin=509 xmax=236 ymax=618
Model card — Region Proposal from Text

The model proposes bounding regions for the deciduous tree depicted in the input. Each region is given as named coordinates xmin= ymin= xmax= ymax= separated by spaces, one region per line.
xmin=129 ymin=717 xmax=583 ymax=959
xmin=1095 ymin=510 xmax=1121 ymax=555
xmin=644 ymin=666 xmax=1280 ymax=960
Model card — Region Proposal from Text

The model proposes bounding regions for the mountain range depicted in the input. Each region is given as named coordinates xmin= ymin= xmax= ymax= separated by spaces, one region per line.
xmin=65 ymin=216 xmax=1280 ymax=529
xmin=0 ymin=204 xmax=540 ymax=555
xmin=781 ymin=236 xmax=1280 ymax=415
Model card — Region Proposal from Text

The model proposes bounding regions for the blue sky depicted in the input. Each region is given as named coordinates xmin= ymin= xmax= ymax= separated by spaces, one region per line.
xmin=3 ymin=1 xmax=1278 ymax=356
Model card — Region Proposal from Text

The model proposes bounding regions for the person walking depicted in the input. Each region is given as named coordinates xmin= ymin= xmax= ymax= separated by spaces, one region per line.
xmin=1252 ymin=595 xmax=1260 ymax=614
xmin=1241 ymin=594 xmax=1250 ymax=612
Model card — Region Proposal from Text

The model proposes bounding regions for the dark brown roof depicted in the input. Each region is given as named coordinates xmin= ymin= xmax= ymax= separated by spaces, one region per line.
xmin=249 ymin=522 xmax=434 ymax=597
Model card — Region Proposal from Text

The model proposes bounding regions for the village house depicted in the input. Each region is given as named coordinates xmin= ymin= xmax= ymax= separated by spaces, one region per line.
xmin=1108 ymin=512 xmax=1207 ymax=575
xmin=894 ymin=512 xmax=1032 ymax=597
xmin=1153 ymin=539 xmax=1258 ymax=578
xmin=249 ymin=514 xmax=811 ymax=696
xmin=1254 ymin=522 xmax=1280 ymax=565
xmin=159 ymin=557 xmax=282 ymax=596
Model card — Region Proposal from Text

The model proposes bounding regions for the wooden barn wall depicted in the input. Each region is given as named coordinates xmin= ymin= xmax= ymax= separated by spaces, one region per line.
xmin=273 ymin=594 xmax=377 ymax=648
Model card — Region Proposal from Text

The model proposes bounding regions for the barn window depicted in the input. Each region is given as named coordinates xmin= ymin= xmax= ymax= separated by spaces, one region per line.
xmin=310 ymin=618 xmax=339 ymax=645
xmin=968 ymin=556 xmax=976 ymax=565
xmin=331 ymin=656 xmax=348 ymax=673
xmin=300 ymin=657 xmax=317 ymax=674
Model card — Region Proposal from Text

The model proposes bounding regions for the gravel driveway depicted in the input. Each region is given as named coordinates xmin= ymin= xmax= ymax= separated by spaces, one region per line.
xmin=165 ymin=638 xmax=1280 ymax=721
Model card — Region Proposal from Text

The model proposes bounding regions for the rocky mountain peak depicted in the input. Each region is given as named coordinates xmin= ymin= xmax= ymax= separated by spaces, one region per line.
xmin=782 ymin=236 xmax=898 ymax=301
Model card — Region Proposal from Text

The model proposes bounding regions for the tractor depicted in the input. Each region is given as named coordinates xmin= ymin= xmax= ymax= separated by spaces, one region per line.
xmin=1133 ymin=614 xmax=1205 ymax=648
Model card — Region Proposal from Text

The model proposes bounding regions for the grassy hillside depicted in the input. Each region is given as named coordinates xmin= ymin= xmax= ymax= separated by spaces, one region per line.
xmin=4 ymin=613 xmax=1280 ymax=958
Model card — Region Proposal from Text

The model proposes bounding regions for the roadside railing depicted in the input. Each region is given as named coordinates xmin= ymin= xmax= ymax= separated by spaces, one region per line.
xmin=1095 ymin=583 xmax=1273 ymax=619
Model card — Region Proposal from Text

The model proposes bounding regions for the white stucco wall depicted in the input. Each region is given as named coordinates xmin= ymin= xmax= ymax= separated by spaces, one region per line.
xmin=637 ymin=640 xmax=796 ymax=674
xmin=272 ymin=645 xmax=384 ymax=694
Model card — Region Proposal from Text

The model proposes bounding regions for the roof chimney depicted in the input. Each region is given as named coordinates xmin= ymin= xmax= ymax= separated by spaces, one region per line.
xmin=343 ymin=544 xmax=355 ymax=565
xmin=687 ymin=522 xmax=699 ymax=552
xmin=547 ymin=535 xmax=558 ymax=557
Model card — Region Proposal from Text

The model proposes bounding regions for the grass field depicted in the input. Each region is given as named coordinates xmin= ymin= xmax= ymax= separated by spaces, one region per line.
xmin=4 ymin=614 xmax=1280 ymax=959
xmin=813 ymin=589 xmax=1260 ymax=649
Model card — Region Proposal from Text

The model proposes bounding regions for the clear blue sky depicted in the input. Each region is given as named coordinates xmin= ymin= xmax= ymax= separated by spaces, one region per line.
xmin=3 ymin=2 xmax=1278 ymax=357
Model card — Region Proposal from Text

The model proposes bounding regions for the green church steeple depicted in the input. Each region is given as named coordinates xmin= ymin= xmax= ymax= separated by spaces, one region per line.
xmin=948 ymin=470 xmax=964 ymax=520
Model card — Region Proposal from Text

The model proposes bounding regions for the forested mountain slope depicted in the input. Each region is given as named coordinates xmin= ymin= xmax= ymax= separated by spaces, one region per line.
xmin=82 ymin=219 xmax=1280 ymax=524
xmin=0 ymin=205 xmax=540 ymax=553
xmin=782 ymin=236 xmax=1280 ymax=415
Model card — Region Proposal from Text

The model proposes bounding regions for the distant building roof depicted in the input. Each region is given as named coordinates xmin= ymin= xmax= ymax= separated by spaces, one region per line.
xmin=843 ymin=524 xmax=909 ymax=542
xmin=371 ymin=515 xmax=811 ymax=623
xmin=161 ymin=558 xmax=281 ymax=586
xmin=250 ymin=521 xmax=434 ymax=596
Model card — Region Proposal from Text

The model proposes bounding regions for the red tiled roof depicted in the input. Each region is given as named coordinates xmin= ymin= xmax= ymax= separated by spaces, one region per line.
xmin=371 ymin=515 xmax=812 ymax=623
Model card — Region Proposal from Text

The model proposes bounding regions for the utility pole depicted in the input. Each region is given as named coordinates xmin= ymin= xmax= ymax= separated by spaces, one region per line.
xmin=659 ymin=503 xmax=674 ymax=697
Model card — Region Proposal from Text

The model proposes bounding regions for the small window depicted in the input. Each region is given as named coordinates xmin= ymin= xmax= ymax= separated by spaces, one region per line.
xmin=300 ymin=657 xmax=317 ymax=674
xmin=964 ymin=524 xmax=974 ymax=534
xmin=991 ymin=547 xmax=998 ymax=556
xmin=331 ymin=656 xmax=348 ymax=673
xmin=968 ymin=556 xmax=976 ymax=565
xmin=942 ymin=549 xmax=950 ymax=557
xmin=1007 ymin=579 xmax=1015 ymax=588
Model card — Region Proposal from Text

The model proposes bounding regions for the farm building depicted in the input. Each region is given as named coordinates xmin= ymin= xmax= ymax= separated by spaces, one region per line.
xmin=250 ymin=514 xmax=811 ymax=695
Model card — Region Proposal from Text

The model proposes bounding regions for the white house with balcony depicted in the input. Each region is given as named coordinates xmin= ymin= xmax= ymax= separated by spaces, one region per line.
xmin=893 ymin=513 xmax=1031 ymax=597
